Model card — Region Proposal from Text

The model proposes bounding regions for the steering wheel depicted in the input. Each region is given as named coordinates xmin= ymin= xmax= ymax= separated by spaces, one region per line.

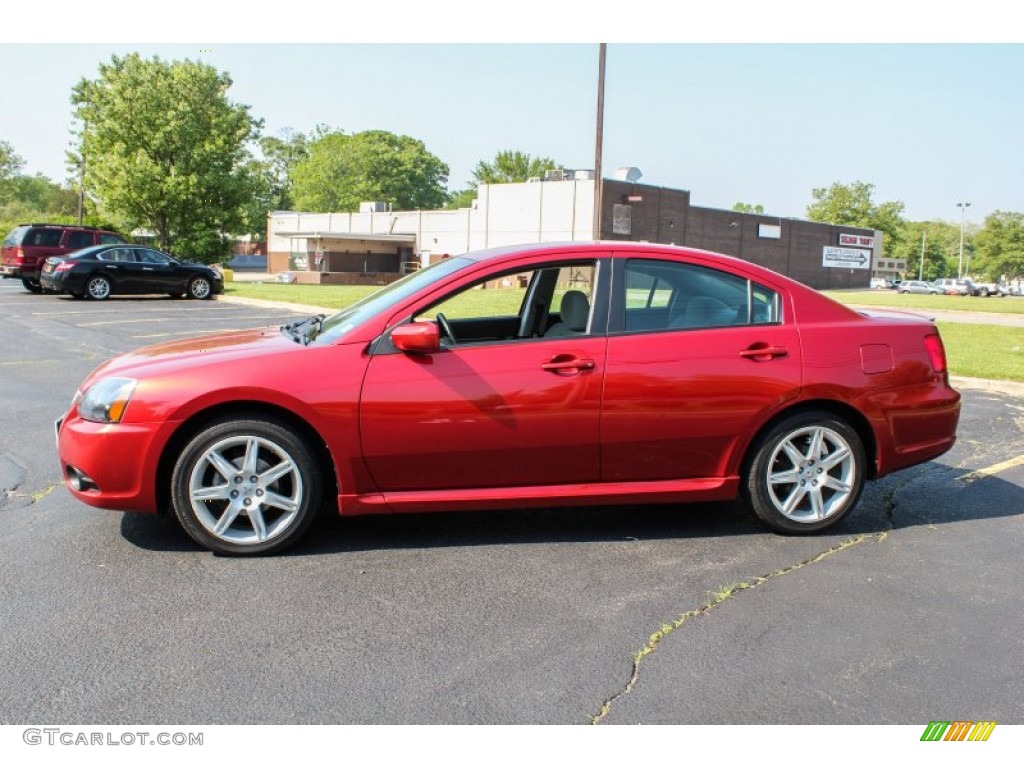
xmin=436 ymin=312 xmax=456 ymax=344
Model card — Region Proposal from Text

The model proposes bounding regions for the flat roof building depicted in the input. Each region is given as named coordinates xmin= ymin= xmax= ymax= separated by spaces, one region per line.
xmin=267 ymin=175 xmax=893 ymax=290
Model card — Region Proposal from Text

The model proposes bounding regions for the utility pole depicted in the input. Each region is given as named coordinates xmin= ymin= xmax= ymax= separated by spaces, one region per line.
xmin=957 ymin=201 xmax=971 ymax=278
xmin=592 ymin=43 xmax=606 ymax=241
xmin=919 ymin=231 xmax=925 ymax=281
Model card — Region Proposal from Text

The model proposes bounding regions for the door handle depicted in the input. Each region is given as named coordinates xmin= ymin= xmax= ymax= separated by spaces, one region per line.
xmin=143 ymin=267 xmax=154 ymax=271
xmin=541 ymin=355 xmax=596 ymax=374
xmin=739 ymin=345 xmax=788 ymax=361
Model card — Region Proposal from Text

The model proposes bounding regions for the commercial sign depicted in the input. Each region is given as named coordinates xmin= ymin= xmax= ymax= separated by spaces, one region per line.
xmin=839 ymin=232 xmax=874 ymax=248
xmin=822 ymin=246 xmax=870 ymax=269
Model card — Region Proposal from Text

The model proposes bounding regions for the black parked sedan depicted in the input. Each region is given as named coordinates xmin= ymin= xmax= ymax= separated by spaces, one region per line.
xmin=40 ymin=245 xmax=223 ymax=300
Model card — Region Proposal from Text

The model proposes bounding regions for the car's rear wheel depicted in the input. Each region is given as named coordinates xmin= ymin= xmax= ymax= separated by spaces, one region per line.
xmin=86 ymin=275 xmax=112 ymax=300
xmin=187 ymin=276 xmax=212 ymax=300
xmin=743 ymin=411 xmax=865 ymax=534
xmin=21 ymin=277 xmax=43 ymax=294
xmin=170 ymin=417 xmax=322 ymax=555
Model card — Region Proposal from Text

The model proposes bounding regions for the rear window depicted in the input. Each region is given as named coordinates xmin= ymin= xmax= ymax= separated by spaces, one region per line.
xmin=98 ymin=233 xmax=126 ymax=244
xmin=3 ymin=226 xmax=30 ymax=247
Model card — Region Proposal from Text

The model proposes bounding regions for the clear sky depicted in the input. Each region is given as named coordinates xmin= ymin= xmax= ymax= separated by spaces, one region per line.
xmin=2 ymin=2 xmax=1020 ymax=226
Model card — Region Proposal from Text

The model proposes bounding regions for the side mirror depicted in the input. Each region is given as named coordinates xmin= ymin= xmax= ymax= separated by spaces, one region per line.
xmin=391 ymin=321 xmax=440 ymax=354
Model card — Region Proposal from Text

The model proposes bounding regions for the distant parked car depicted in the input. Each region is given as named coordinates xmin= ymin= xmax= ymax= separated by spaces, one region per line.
xmin=869 ymin=277 xmax=889 ymax=290
xmin=898 ymin=280 xmax=940 ymax=295
xmin=40 ymin=244 xmax=223 ymax=300
xmin=1 ymin=223 xmax=127 ymax=293
xmin=226 ymin=253 xmax=268 ymax=272
xmin=932 ymin=278 xmax=970 ymax=296
xmin=963 ymin=278 xmax=1001 ymax=297
xmin=997 ymin=281 xmax=1021 ymax=297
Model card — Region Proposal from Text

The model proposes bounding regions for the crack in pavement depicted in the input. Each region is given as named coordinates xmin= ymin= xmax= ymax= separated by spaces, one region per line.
xmin=589 ymin=447 xmax=1020 ymax=724
xmin=588 ymin=530 xmax=890 ymax=725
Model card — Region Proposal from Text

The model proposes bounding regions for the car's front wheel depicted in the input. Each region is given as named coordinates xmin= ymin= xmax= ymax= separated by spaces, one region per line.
xmin=187 ymin=276 xmax=212 ymax=300
xmin=170 ymin=417 xmax=322 ymax=555
xmin=86 ymin=275 xmax=112 ymax=300
xmin=743 ymin=412 xmax=865 ymax=534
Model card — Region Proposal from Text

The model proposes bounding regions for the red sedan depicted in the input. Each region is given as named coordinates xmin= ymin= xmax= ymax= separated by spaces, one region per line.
xmin=56 ymin=242 xmax=961 ymax=555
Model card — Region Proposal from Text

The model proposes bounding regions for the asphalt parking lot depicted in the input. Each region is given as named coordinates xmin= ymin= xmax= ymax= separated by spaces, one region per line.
xmin=1 ymin=279 xmax=1022 ymax=725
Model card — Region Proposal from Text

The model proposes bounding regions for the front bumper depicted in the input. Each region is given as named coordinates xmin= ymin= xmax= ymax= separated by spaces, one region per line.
xmin=56 ymin=412 xmax=178 ymax=514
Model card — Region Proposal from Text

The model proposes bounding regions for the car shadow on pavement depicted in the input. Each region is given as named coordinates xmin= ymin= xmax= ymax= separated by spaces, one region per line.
xmin=117 ymin=462 xmax=1024 ymax=557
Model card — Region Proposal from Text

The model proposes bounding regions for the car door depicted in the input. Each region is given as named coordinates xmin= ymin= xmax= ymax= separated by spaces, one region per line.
xmin=358 ymin=258 xmax=608 ymax=492
xmin=131 ymin=248 xmax=180 ymax=293
xmin=601 ymin=257 xmax=803 ymax=482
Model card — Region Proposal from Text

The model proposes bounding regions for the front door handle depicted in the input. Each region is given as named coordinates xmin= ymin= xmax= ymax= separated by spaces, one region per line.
xmin=541 ymin=355 xmax=596 ymax=374
xmin=740 ymin=345 xmax=789 ymax=361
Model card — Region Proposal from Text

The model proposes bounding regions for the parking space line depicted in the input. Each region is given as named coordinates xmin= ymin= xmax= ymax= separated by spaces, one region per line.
xmin=78 ymin=318 xmax=171 ymax=326
xmin=958 ymin=455 xmax=1024 ymax=484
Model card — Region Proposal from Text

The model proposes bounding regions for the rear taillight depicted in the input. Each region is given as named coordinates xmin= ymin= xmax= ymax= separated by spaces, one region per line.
xmin=14 ymin=247 xmax=25 ymax=265
xmin=923 ymin=334 xmax=947 ymax=374
xmin=55 ymin=261 xmax=77 ymax=273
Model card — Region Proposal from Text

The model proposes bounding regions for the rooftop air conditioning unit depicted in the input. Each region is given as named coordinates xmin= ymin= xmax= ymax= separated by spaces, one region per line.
xmin=544 ymin=169 xmax=567 ymax=182
xmin=612 ymin=167 xmax=643 ymax=183
xmin=359 ymin=201 xmax=387 ymax=213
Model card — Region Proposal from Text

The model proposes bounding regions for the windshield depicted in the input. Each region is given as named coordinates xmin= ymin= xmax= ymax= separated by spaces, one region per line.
xmin=305 ymin=257 xmax=472 ymax=345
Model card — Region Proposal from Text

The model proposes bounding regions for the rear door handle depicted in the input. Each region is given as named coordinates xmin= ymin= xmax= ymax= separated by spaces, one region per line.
xmin=740 ymin=345 xmax=789 ymax=361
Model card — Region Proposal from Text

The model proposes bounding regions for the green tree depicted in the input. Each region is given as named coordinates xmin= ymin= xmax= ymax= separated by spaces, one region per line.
xmin=470 ymin=150 xmax=559 ymax=185
xmin=71 ymin=53 xmax=262 ymax=262
xmin=893 ymin=220 xmax=959 ymax=281
xmin=805 ymin=180 xmax=906 ymax=258
xmin=291 ymin=129 xmax=448 ymax=212
xmin=258 ymin=128 xmax=310 ymax=211
xmin=732 ymin=202 xmax=765 ymax=214
xmin=444 ymin=150 xmax=561 ymax=210
xmin=973 ymin=210 xmax=1024 ymax=280
xmin=0 ymin=140 xmax=25 ymax=203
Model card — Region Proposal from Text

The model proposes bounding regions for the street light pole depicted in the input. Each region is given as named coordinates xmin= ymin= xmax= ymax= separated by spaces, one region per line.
xmin=592 ymin=43 xmax=606 ymax=241
xmin=957 ymin=201 xmax=971 ymax=278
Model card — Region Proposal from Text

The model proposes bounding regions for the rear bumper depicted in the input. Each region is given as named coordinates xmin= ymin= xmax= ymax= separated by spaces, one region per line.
xmin=861 ymin=380 xmax=962 ymax=476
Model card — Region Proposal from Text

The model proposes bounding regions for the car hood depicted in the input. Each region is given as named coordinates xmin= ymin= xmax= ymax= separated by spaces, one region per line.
xmin=84 ymin=326 xmax=299 ymax=384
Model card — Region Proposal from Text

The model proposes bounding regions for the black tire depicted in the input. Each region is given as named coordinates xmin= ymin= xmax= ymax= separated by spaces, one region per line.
xmin=170 ymin=417 xmax=322 ymax=555
xmin=86 ymin=274 xmax=113 ymax=300
xmin=743 ymin=411 xmax=865 ymax=534
xmin=187 ymin=276 xmax=213 ymax=300
xmin=21 ymin=277 xmax=43 ymax=294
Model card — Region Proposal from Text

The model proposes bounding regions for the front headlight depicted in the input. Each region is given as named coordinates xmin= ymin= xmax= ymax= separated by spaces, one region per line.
xmin=77 ymin=378 xmax=137 ymax=423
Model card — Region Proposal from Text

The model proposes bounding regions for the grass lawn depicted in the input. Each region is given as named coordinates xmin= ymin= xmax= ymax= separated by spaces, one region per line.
xmin=225 ymin=281 xmax=377 ymax=308
xmin=937 ymin=322 xmax=1024 ymax=382
xmin=825 ymin=290 xmax=1024 ymax=315
xmin=224 ymin=282 xmax=1024 ymax=381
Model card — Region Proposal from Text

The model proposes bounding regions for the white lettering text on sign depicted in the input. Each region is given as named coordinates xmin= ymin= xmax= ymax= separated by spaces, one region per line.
xmin=839 ymin=233 xmax=874 ymax=248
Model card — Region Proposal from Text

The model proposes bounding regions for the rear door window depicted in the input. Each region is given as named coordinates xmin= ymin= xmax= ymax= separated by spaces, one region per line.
xmin=65 ymin=231 xmax=94 ymax=249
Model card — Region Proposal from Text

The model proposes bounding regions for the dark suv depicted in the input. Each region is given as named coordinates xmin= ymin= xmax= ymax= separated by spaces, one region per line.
xmin=2 ymin=223 xmax=127 ymax=293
